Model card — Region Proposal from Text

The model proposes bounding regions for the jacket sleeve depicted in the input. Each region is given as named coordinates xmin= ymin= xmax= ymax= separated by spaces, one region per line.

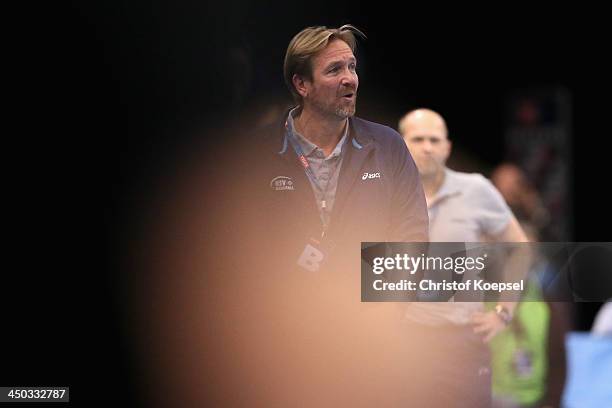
xmin=386 ymin=130 xmax=429 ymax=242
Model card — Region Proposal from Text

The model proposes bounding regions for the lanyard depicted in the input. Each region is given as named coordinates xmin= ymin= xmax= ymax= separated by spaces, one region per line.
xmin=284 ymin=119 xmax=347 ymax=198
xmin=285 ymin=130 xmax=323 ymax=194
xmin=284 ymin=124 xmax=341 ymax=235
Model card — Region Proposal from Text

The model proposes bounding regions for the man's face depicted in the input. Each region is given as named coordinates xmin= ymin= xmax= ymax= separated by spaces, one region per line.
xmin=303 ymin=39 xmax=358 ymax=119
xmin=402 ymin=120 xmax=451 ymax=178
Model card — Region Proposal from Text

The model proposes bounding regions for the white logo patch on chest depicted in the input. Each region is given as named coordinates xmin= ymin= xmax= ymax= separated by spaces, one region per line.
xmin=270 ymin=176 xmax=295 ymax=191
xmin=362 ymin=172 xmax=381 ymax=180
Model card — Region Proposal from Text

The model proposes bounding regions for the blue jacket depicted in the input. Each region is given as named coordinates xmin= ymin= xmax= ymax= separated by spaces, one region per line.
xmin=254 ymin=113 xmax=429 ymax=272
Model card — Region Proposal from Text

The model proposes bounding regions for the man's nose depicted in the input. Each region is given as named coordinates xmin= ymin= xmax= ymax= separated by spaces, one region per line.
xmin=422 ymin=140 xmax=433 ymax=153
xmin=341 ymin=70 xmax=358 ymax=88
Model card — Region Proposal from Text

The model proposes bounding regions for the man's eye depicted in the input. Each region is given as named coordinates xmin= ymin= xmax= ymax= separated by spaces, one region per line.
xmin=349 ymin=63 xmax=356 ymax=71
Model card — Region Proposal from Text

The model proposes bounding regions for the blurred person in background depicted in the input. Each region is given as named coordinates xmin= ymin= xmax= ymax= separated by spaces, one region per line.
xmin=489 ymin=223 xmax=569 ymax=408
xmin=491 ymin=163 xmax=550 ymax=237
xmin=592 ymin=301 xmax=612 ymax=336
xmin=399 ymin=108 xmax=528 ymax=407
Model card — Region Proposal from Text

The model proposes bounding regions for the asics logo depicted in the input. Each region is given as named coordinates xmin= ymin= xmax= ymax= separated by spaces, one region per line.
xmin=362 ymin=172 xmax=381 ymax=180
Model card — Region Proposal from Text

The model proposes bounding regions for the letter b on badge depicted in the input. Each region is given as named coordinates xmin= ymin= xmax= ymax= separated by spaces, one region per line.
xmin=298 ymin=244 xmax=325 ymax=271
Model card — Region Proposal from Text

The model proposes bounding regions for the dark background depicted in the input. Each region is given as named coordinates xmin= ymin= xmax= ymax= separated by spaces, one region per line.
xmin=5 ymin=2 xmax=609 ymax=406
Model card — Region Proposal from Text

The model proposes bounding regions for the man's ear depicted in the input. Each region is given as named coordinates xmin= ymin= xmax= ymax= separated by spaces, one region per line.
xmin=292 ymin=74 xmax=309 ymax=98
xmin=444 ymin=139 xmax=453 ymax=161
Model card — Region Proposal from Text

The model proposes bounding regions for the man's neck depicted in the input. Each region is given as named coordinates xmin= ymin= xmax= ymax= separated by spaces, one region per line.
xmin=421 ymin=168 xmax=446 ymax=203
xmin=294 ymin=108 xmax=347 ymax=157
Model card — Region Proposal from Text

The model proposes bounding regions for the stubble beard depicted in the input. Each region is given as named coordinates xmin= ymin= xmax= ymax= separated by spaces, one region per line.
xmin=335 ymin=93 xmax=357 ymax=119
xmin=335 ymin=103 xmax=356 ymax=119
xmin=307 ymin=93 xmax=357 ymax=121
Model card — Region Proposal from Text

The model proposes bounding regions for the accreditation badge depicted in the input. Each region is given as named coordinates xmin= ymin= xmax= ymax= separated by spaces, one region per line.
xmin=297 ymin=238 xmax=325 ymax=272
xmin=297 ymin=237 xmax=336 ymax=272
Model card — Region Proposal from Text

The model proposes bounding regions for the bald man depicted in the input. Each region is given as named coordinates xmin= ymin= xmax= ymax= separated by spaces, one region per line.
xmin=399 ymin=108 xmax=526 ymax=243
xmin=398 ymin=108 xmax=528 ymax=408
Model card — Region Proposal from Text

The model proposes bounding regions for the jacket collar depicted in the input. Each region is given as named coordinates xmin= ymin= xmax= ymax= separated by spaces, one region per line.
xmin=276 ymin=108 xmax=374 ymax=158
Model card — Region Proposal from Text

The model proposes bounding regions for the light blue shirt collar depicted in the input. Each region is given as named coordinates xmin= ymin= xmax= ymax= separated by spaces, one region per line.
xmin=286 ymin=107 xmax=348 ymax=159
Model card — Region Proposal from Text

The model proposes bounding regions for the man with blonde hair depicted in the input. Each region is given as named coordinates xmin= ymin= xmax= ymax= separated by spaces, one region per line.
xmin=262 ymin=25 xmax=428 ymax=271
xmin=229 ymin=26 xmax=428 ymax=406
